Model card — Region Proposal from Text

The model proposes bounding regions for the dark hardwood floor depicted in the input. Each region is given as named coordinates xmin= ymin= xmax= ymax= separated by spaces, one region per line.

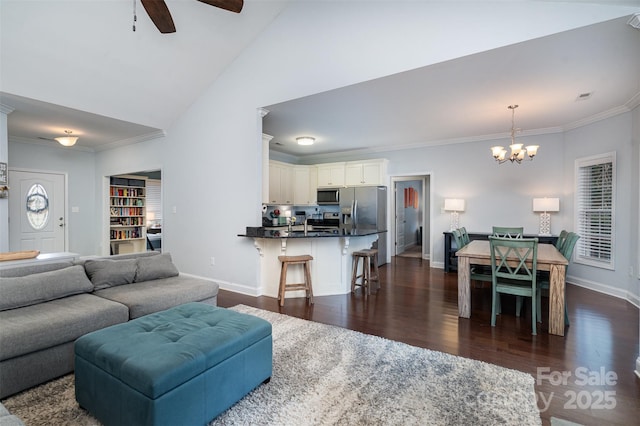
xmin=218 ymin=256 xmax=640 ymax=426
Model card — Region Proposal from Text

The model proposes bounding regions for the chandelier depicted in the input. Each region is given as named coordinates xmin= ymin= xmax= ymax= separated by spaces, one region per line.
xmin=490 ymin=105 xmax=538 ymax=164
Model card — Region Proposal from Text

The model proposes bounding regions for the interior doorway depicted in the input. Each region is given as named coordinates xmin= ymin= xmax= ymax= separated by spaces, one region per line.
xmin=107 ymin=169 xmax=162 ymax=256
xmin=391 ymin=175 xmax=431 ymax=260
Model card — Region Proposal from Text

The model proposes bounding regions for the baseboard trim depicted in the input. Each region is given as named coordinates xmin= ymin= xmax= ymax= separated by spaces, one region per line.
xmin=179 ymin=272 xmax=260 ymax=297
xmin=567 ymin=274 xmax=640 ymax=308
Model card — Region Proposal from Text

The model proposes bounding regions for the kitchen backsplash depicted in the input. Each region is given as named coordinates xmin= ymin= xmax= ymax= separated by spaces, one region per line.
xmin=263 ymin=205 xmax=339 ymax=225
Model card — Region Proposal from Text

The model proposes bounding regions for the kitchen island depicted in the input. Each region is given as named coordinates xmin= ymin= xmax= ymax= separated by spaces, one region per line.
xmin=238 ymin=228 xmax=384 ymax=299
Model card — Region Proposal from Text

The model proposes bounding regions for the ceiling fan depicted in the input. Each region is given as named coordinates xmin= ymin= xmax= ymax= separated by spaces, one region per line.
xmin=140 ymin=0 xmax=243 ymax=34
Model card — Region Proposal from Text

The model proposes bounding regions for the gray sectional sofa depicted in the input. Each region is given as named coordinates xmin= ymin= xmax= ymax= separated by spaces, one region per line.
xmin=0 ymin=251 xmax=220 ymax=400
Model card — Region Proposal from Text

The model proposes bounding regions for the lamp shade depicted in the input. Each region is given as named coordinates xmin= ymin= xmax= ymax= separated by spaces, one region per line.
xmin=444 ymin=198 xmax=465 ymax=212
xmin=532 ymin=198 xmax=559 ymax=212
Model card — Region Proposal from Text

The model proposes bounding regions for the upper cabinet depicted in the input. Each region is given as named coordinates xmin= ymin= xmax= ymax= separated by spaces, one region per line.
xmin=268 ymin=161 xmax=293 ymax=205
xmin=265 ymin=158 xmax=387 ymax=205
xmin=293 ymin=166 xmax=317 ymax=205
xmin=316 ymin=163 xmax=345 ymax=188
xmin=344 ymin=159 xmax=388 ymax=186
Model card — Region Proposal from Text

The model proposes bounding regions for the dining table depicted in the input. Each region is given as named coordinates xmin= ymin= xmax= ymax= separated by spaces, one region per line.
xmin=455 ymin=240 xmax=569 ymax=336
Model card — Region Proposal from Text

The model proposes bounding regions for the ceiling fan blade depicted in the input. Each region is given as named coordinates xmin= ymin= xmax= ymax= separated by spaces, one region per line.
xmin=197 ymin=0 xmax=243 ymax=13
xmin=141 ymin=0 xmax=176 ymax=33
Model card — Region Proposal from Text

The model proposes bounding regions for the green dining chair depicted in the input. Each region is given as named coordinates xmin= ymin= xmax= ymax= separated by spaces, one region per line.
xmin=452 ymin=228 xmax=465 ymax=250
xmin=555 ymin=230 xmax=568 ymax=251
xmin=492 ymin=226 xmax=524 ymax=239
xmin=453 ymin=228 xmax=493 ymax=290
xmin=460 ymin=227 xmax=471 ymax=245
xmin=537 ymin=232 xmax=580 ymax=326
xmin=490 ymin=236 xmax=540 ymax=335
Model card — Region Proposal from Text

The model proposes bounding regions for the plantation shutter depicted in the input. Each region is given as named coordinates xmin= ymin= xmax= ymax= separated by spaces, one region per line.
xmin=575 ymin=152 xmax=615 ymax=269
xmin=146 ymin=179 xmax=162 ymax=222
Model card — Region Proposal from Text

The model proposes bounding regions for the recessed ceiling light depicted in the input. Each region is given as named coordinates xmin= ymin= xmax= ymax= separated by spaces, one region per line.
xmin=576 ymin=92 xmax=593 ymax=101
xmin=296 ymin=136 xmax=315 ymax=146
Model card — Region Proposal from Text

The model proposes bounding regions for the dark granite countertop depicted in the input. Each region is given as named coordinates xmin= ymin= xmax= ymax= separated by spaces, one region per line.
xmin=239 ymin=228 xmax=386 ymax=239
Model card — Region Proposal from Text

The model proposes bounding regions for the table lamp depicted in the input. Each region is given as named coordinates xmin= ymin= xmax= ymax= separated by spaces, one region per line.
xmin=444 ymin=199 xmax=465 ymax=231
xmin=533 ymin=198 xmax=560 ymax=236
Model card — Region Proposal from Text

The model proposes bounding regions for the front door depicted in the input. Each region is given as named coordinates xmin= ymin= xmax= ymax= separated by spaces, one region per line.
xmin=9 ymin=170 xmax=66 ymax=253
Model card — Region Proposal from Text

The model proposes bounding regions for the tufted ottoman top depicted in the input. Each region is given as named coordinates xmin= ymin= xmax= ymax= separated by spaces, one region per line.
xmin=75 ymin=303 xmax=272 ymax=399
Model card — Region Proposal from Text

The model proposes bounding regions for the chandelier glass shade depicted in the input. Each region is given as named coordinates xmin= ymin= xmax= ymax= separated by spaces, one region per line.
xmin=491 ymin=105 xmax=538 ymax=164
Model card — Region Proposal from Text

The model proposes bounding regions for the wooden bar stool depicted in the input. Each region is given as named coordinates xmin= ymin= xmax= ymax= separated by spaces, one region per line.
xmin=351 ymin=249 xmax=380 ymax=295
xmin=277 ymin=255 xmax=314 ymax=306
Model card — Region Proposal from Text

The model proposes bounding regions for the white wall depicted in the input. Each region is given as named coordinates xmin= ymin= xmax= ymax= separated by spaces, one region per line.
xmin=563 ymin=112 xmax=638 ymax=304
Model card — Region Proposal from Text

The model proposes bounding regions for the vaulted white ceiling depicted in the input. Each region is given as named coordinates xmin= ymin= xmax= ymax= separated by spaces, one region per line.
xmin=1 ymin=1 xmax=639 ymax=155
xmin=264 ymin=14 xmax=640 ymax=159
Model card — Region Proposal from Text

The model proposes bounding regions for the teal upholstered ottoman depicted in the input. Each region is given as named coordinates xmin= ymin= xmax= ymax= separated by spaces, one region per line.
xmin=74 ymin=303 xmax=272 ymax=426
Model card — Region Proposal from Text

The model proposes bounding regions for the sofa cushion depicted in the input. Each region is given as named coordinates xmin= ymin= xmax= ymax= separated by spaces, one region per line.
xmin=0 ymin=293 xmax=129 ymax=361
xmin=94 ymin=276 xmax=219 ymax=319
xmin=134 ymin=253 xmax=179 ymax=282
xmin=0 ymin=261 xmax=74 ymax=278
xmin=84 ymin=258 xmax=137 ymax=290
xmin=0 ymin=265 xmax=94 ymax=312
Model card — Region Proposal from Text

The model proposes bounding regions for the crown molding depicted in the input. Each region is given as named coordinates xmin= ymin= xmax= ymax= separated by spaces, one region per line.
xmin=563 ymin=104 xmax=631 ymax=131
xmin=626 ymin=91 xmax=640 ymax=110
xmin=0 ymin=104 xmax=15 ymax=115
xmin=93 ymin=130 xmax=167 ymax=152
xmin=9 ymin=136 xmax=95 ymax=152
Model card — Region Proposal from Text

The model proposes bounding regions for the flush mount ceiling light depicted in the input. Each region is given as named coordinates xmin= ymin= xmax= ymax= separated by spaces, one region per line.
xmin=296 ymin=136 xmax=315 ymax=146
xmin=55 ymin=130 xmax=78 ymax=147
xmin=490 ymin=105 xmax=539 ymax=164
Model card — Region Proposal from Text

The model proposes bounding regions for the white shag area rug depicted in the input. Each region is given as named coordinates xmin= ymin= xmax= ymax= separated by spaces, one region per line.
xmin=219 ymin=305 xmax=540 ymax=425
xmin=2 ymin=305 xmax=541 ymax=425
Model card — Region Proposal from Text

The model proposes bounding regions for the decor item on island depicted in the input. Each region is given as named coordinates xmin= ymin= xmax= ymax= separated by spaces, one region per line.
xmin=54 ymin=130 xmax=78 ymax=147
xmin=2 ymin=305 xmax=541 ymax=426
xmin=533 ymin=197 xmax=560 ymax=236
xmin=444 ymin=198 xmax=465 ymax=231
xmin=491 ymin=105 xmax=539 ymax=164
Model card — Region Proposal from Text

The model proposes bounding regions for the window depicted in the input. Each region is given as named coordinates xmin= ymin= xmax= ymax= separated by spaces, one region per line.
xmin=574 ymin=152 xmax=615 ymax=270
xmin=25 ymin=183 xmax=49 ymax=230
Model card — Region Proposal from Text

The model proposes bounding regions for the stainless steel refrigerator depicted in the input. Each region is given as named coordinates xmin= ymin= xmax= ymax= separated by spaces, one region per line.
xmin=339 ymin=186 xmax=387 ymax=266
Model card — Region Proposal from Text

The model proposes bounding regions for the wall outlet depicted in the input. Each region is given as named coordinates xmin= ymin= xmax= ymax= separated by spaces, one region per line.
xmin=210 ymin=257 xmax=215 ymax=266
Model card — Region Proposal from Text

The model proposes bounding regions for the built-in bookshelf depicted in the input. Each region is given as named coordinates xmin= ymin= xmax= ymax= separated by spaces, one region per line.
xmin=109 ymin=176 xmax=146 ymax=254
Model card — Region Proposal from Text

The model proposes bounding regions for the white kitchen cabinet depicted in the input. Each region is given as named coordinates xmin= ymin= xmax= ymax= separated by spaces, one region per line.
xmin=293 ymin=166 xmax=317 ymax=205
xmin=268 ymin=161 xmax=293 ymax=204
xmin=316 ymin=163 xmax=345 ymax=187
xmin=345 ymin=160 xmax=387 ymax=186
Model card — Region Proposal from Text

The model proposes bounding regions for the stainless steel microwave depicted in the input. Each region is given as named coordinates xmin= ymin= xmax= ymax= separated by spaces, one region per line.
xmin=317 ymin=188 xmax=340 ymax=204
